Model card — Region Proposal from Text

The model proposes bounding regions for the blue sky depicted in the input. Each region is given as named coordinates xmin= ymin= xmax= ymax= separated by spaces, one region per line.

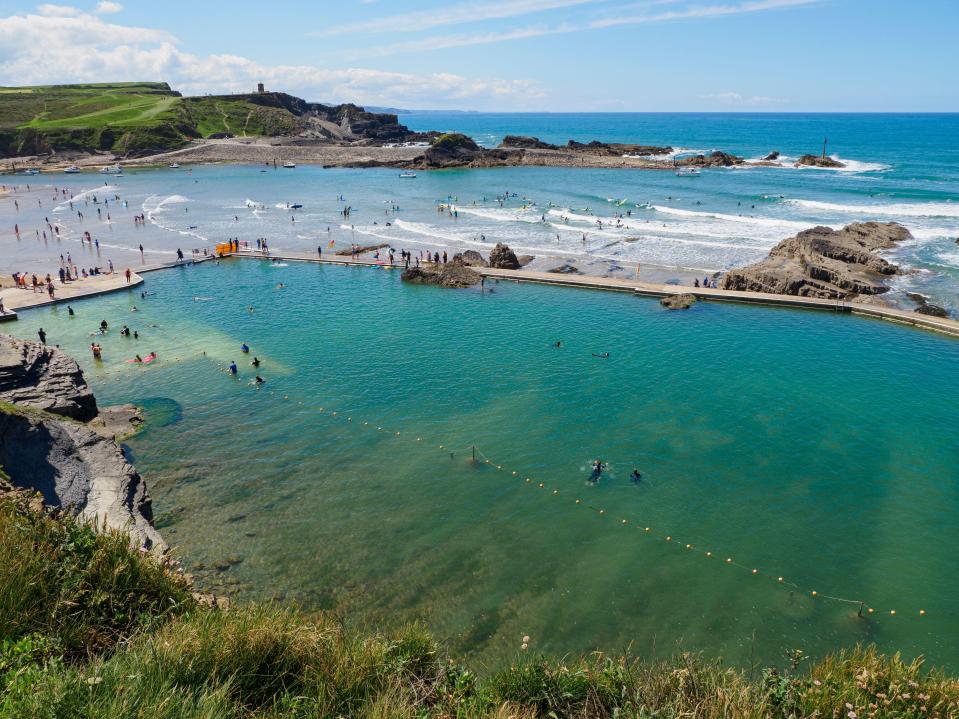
xmin=0 ymin=1 xmax=956 ymax=111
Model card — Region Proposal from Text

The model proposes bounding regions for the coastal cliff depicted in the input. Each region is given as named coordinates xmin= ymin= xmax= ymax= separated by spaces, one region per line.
xmin=0 ymin=334 xmax=164 ymax=551
xmin=721 ymin=222 xmax=910 ymax=299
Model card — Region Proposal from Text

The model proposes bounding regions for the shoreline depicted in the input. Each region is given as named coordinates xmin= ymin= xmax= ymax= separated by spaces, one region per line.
xmin=5 ymin=249 xmax=959 ymax=339
xmin=2 ymin=137 xmax=782 ymax=173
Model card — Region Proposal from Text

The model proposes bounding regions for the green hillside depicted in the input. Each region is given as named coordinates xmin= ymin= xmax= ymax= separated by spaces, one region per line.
xmin=0 ymin=82 xmax=303 ymax=158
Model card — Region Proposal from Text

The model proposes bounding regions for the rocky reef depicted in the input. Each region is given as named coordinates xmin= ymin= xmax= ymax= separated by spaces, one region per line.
xmin=675 ymin=151 xmax=744 ymax=167
xmin=721 ymin=222 xmax=910 ymax=299
xmin=795 ymin=154 xmax=846 ymax=169
xmin=401 ymin=263 xmax=480 ymax=288
xmin=0 ymin=334 xmax=163 ymax=551
xmin=660 ymin=294 xmax=697 ymax=310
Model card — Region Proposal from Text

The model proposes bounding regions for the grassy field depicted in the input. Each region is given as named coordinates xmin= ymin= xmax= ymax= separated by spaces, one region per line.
xmin=0 ymin=82 xmax=303 ymax=158
xmin=1 ymin=483 xmax=957 ymax=719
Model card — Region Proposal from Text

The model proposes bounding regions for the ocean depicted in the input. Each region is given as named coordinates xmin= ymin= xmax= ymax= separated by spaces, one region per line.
xmin=2 ymin=113 xmax=959 ymax=670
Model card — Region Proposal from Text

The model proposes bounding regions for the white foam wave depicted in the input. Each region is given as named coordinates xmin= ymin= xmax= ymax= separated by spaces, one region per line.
xmin=786 ymin=198 xmax=959 ymax=219
xmin=53 ymin=184 xmax=118 ymax=212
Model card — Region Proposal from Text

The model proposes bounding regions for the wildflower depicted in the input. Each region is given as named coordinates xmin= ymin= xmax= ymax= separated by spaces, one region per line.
xmin=813 ymin=680 xmax=822 ymax=686
xmin=848 ymin=711 xmax=858 ymax=719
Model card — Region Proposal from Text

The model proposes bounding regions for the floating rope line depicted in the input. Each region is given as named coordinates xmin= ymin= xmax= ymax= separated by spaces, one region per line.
xmin=310 ymin=404 xmax=926 ymax=620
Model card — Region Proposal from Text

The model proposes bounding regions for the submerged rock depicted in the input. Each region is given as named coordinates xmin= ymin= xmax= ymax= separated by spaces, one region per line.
xmin=660 ymin=294 xmax=697 ymax=310
xmin=89 ymin=403 xmax=143 ymax=442
xmin=517 ymin=254 xmax=535 ymax=267
xmin=488 ymin=243 xmax=520 ymax=269
xmin=795 ymin=154 xmax=845 ymax=168
xmin=721 ymin=222 xmax=911 ymax=299
xmin=763 ymin=151 xmax=780 ymax=161
xmin=401 ymin=264 xmax=480 ymax=288
xmin=915 ymin=303 xmax=950 ymax=318
xmin=548 ymin=263 xmax=580 ymax=274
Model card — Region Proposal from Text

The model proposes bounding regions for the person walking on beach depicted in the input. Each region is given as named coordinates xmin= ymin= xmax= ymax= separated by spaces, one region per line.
xmin=317 ymin=246 xmax=322 ymax=259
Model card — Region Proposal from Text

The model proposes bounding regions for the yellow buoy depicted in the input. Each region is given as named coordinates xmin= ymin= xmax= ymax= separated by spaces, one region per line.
xmin=890 ymin=610 xmax=896 ymax=616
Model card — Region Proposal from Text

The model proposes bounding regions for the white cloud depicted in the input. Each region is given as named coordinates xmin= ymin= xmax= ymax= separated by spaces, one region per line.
xmin=36 ymin=4 xmax=82 ymax=16
xmin=316 ymin=0 xmax=602 ymax=35
xmin=96 ymin=1 xmax=124 ymax=13
xmin=356 ymin=0 xmax=819 ymax=56
xmin=0 ymin=10 xmax=542 ymax=109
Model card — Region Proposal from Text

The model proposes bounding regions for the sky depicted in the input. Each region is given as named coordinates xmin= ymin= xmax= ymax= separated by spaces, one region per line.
xmin=0 ymin=0 xmax=956 ymax=111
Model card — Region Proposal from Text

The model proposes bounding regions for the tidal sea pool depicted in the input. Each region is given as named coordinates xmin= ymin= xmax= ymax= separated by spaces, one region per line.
xmin=9 ymin=258 xmax=959 ymax=670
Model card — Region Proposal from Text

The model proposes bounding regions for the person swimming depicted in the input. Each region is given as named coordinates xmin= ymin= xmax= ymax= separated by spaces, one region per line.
xmin=120 ymin=325 xmax=130 ymax=337
xmin=592 ymin=352 xmax=610 ymax=358
xmin=630 ymin=469 xmax=642 ymax=483
xmin=590 ymin=459 xmax=607 ymax=482
xmin=228 ymin=361 xmax=238 ymax=375
xmin=241 ymin=343 xmax=250 ymax=353
xmin=251 ymin=357 xmax=260 ymax=367
xmin=553 ymin=341 xmax=562 ymax=347
xmin=90 ymin=343 xmax=102 ymax=359
xmin=252 ymin=375 xmax=265 ymax=385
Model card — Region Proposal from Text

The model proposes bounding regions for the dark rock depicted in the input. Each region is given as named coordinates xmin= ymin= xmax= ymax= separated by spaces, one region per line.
xmin=675 ymin=151 xmax=744 ymax=167
xmin=795 ymin=154 xmax=845 ymax=168
xmin=548 ymin=263 xmax=579 ymax=274
xmin=0 ymin=336 xmax=97 ymax=420
xmin=517 ymin=255 xmax=535 ymax=267
xmin=451 ymin=249 xmax=487 ymax=267
xmin=401 ymin=264 xmax=480 ymax=288
xmin=411 ymin=133 xmax=517 ymax=169
xmin=721 ymin=222 xmax=911 ymax=299
xmin=915 ymin=304 xmax=949 ymax=318
xmin=500 ymin=135 xmax=557 ymax=150
xmin=566 ymin=140 xmax=672 ymax=156
xmin=89 ymin=403 xmax=143 ymax=441
xmin=488 ymin=243 xmax=520 ymax=270
xmin=763 ymin=151 xmax=780 ymax=161
xmin=660 ymin=294 xmax=697 ymax=310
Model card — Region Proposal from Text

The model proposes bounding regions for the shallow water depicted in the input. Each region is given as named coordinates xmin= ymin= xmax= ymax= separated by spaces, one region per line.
xmin=2 ymin=114 xmax=958 ymax=313
xmin=8 ymin=259 xmax=959 ymax=669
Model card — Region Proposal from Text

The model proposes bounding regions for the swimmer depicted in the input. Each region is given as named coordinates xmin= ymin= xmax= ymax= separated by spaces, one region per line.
xmin=248 ymin=306 xmax=254 ymax=312
xmin=90 ymin=343 xmax=102 ymax=359
xmin=630 ymin=469 xmax=642 ymax=483
xmin=100 ymin=319 xmax=108 ymax=331
xmin=553 ymin=341 xmax=562 ymax=347
xmin=228 ymin=361 xmax=238 ymax=375
xmin=251 ymin=375 xmax=265 ymax=386
xmin=241 ymin=343 xmax=250 ymax=353
xmin=591 ymin=352 xmax=610 ymax=359
xmin=67 ymin=305 xmax=74 ymax=316
xmin=145 ymin=352 xmax=156 ymax=362
xmin=133 ymin=354 xmax=143 ymax=363
xmin=251 ymin=357 xmax=260 ymax=367
xmin=589 ymin=459 xmax=607 ymax=482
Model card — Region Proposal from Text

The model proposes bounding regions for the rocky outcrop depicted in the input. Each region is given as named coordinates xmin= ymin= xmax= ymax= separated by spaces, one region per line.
xmin=795 ymin=154 xmax=845 ymax=169
xmin=411 ymin=133 xmax=516 ymax=169
xmin=0 ymin=405 xmax=165 ymax=551
xmin=488 ymin=243 xmax=520 ymax=270
xmin=763 ymin=151 xmax=780 ymax=161
xmin=0 ymin=334 xmax=163 ymax=551
xmin=548 ymin=263 xmax=580 ymax=274
xmin=500 ymin=135 xmax=557 ymax=150
xmin=660 ymin=294 xmax=697 ymax=310
xmin=451 ymin=250 xmax=488 ymax=267
xmin=517 ymin=255 xmax=535 ymax=267
xmin=722 ymin=222 xmax=911 ymax=299
xmin=0 ymin=336 xmax=97 ymax=420
xmin=675 ymin=151 xmax=744 ymax=167
xmin=401 ymin=264 xmax=480 ymax=288
xmin=907 ymin=293 xmax=950 ymax=318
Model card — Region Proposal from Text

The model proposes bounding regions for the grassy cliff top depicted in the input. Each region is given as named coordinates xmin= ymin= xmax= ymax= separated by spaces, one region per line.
xmin=1 ymin=491 xmax=957 ymax=718
xmin=0 ymin=82 xmax=304 ymax=157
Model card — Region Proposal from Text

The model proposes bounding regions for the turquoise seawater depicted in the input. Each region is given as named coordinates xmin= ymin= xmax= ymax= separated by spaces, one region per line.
xmin=2 ymin=113 xmax=958 ymax=311
xmin=8 ymin=259 xmax=959 ymax=669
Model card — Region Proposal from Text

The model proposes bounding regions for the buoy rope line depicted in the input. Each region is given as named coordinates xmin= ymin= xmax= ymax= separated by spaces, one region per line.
xmin=310 ymin=404 xmax=927 ymax=620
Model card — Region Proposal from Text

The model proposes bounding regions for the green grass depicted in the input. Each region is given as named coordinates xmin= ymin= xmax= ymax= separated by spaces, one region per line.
xmin=1 ymin=492 xmax=958 ymax=718
xmin=0 ymin=82 xmax=304 ymax=157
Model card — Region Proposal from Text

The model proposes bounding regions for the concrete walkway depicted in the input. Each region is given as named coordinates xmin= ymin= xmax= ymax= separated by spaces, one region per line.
xmin=0 ymin=272 xmax=144 ymax=313
xmin=4 ymin=247 xmax=957 ymax=340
